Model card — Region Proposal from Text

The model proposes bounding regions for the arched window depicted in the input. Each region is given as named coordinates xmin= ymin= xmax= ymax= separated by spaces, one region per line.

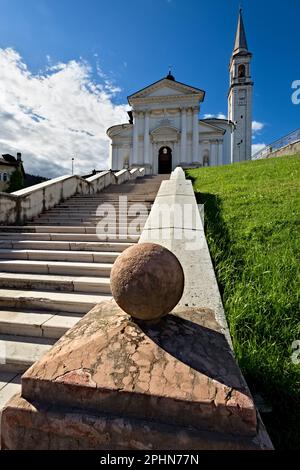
xmin=203 ymin=151 xmax=210 ymax=167
xmin=238 ymin=64 xmax=246 ymax=78
xmin=3 ymin=173 xmax=7 ymax=182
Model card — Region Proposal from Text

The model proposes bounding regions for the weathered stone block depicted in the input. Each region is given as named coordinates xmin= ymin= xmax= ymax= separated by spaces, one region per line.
xmin=1 ymin=300 xmax=273 ymax=450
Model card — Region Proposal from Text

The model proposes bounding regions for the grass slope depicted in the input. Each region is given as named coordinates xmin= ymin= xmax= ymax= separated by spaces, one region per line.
xmin=186 ymin=155 xmax=300 ymax=449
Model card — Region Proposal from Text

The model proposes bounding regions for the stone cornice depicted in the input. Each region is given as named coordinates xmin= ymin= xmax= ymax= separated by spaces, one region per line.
xmin=130 ymin=94 xmax=203 ymax=107
xmin=199 ymin=133 xmax=224 ymax=139
xmin=106 ymin=123 xmax=132 ymax=138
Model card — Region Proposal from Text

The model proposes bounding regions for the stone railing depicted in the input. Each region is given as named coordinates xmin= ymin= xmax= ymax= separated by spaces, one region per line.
xmin=0 ymin=168 xmax=145 ymax=226
xmin=139 ymin=166 xmax=231 ymax=343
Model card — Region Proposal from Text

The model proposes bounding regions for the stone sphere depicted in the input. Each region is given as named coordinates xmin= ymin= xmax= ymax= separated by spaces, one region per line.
xmin=110 ymin=243 xmax=184 ymax=321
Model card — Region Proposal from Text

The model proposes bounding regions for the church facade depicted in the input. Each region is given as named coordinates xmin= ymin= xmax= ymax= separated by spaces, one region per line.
xmin=107 ymin=10 xmax=253 ymax=174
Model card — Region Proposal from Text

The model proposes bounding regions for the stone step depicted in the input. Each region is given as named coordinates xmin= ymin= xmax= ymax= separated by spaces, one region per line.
xmin=0 ymin=273 xmax=111 ymax=294
xmin=0 ymin=289 xmax=110 ymax=313
xmin=0 ymin=240 xmax=132 ymax=252
xmin=31 ymin=217 xmax=146 ymax=224
xmin=71 ymin=196 xmax=154 ymax=200
xmin=34 ymin=217 xmax=148 ymax=223
xmin=0 ymin=334 xmax=55 ymax=373
xmin=0 ymin=232 xmax=139 ymax=242
xmin=36 ymin=212 xmax=149 ymax=218
xmin=57 ymin=203 xmax=152 ymax=208
xmin=28 ymin=219 xmax=143 ymax=228
xmin=0 ymin=223 xmax=141 ymax=237
xmin=54 ymin=200 xmax=152 ymax=204
xmin=0 ymin=249 xmax=119 ymax=263
xmin=90 ymin=200 xmax=151 ymax=205
xmin=0 ymin=309 xmax=82 ymax=338
xmin=0 ymin=260 xmax=113 ymax=276
xmin=49 ymin=201 xmax=153 ymax=206
xmin=53 ymin=216 xmax=147 ymax=222
xmin=54 ymin=207 xmax=151 ymax=213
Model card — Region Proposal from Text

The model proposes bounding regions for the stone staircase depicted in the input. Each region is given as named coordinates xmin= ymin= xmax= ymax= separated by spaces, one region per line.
xmin=0 ymin=175 xmax=166 ymax=416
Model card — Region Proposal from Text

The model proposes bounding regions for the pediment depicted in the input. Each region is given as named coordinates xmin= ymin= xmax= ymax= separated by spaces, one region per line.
xmin=150 ymin=125 xmax=180 ymax=143
xmin=199 ymin=120 xmax=226 ymax=135
xmin=151 ymin=125 xmax=179 ymax=136
xmin=128 ymin=79 xmax=205 ymax=103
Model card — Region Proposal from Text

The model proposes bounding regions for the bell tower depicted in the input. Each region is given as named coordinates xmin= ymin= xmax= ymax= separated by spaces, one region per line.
xmin=228 ymin=9 xmax=253 ymax=162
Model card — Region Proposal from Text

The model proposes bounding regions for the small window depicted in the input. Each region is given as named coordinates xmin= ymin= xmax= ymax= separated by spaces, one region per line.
xmin=3 ymin=173 xmax=7 ymax=182
xmin=238 ymin=64 xmax=246 ymax=78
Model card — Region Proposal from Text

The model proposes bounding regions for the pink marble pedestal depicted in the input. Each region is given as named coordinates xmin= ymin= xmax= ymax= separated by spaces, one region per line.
xmin=1 ymin=300 xmax=273 ymax=450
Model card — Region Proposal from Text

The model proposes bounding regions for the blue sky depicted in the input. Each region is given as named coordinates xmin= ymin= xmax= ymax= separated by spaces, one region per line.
xmin=0 ymin=0 xmax=299 ymax=176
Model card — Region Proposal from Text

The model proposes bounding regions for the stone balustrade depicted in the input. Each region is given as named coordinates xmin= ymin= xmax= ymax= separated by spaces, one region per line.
xmin=139 ymin=166 xmax=231 ymax=342
xmin=0 ymin=168 xmax=145 ymax=225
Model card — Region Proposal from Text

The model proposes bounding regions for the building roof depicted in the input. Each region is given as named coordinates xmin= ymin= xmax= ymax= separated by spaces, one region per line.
xmin=233 ymin=9 xmax=249 ymax=55
xmin=127 ymin=75 xmax=205 ymax=103
xmin=0 ymin=153 xmax=25 ymax=177
xmin=0 ymin=155 xmax=19 ymax=167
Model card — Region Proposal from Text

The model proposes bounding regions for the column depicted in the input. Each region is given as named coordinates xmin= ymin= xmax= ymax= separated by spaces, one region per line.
xmin=132 ymin=111 xmax=139 ymax=165
xmin=198 ymin=142 xmax=203 ymax=166
xmin=211 ymin=141 xmax=217 ymax=167
xmin=218 ymin=140 xmax=223 ymax=166
xmin=143 ymin=111 xmax=150 ymax=164
xmin=192 ymin=106 xmax=199 ymax=163
xmin=111 ymin=144 xmax=117 ymax=170
xmin=180 ymin=108 xmax=187 ymax=163
xmin=215 ymin=141 xmax=219 ymax=167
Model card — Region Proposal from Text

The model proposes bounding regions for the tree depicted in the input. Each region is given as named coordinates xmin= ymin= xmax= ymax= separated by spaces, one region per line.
xmin=8 ymin=166 xmax=25 ymax=192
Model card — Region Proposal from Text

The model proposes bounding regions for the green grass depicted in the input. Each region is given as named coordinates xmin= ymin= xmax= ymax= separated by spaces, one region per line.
xmin=186 ymin=155 xmax=300 ymax=449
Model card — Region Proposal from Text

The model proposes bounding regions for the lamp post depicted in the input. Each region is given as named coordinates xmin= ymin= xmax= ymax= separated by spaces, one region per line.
xmin=71 ymin=157 xmax=74 ymax=175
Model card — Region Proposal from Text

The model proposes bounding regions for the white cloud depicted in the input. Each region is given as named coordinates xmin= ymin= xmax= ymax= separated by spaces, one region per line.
xmin=203 ymin=112 xmax=227 ymax=120
xmin=252 ymin=121 xmax=264 ymax=133
xmin=252 ymin=143 xmax=266 ymax=155
xmin=0 ymin=48 xmax=128 ymax=178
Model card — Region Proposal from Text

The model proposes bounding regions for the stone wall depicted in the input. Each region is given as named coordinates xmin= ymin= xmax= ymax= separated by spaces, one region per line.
xmin=0 ymin=168 xmax=145 ymax=226
xmin=265 ymin=140 xmax=300 ymax=159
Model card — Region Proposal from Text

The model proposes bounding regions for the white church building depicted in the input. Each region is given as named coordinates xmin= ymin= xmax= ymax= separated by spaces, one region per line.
xmin=107 ymin=10 xmax=253 ymax=174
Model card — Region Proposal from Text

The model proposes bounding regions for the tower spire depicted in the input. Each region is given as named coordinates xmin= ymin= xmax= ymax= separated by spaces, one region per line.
xmin=233 ymin=8 xmax=248 ymax=54
xmin=228 ymin=8 xmax=253 ymax=162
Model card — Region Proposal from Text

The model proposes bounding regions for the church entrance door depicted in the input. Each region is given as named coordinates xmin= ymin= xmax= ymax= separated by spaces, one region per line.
xmin=158 ymin=146 xmax=172 ymax=174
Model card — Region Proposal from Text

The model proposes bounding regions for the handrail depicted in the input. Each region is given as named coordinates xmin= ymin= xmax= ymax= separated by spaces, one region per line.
xmin=252 ymin=128 xmax=300 ymax=160
xmin=0 ymin=168 xmax=145 ymax=225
